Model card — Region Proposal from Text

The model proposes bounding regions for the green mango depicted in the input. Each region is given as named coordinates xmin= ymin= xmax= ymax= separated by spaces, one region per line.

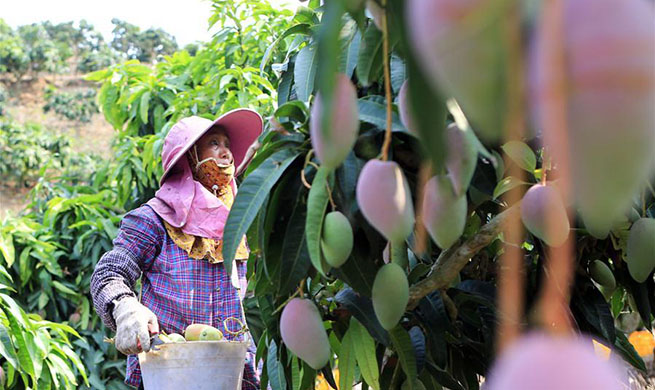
xmin=321 ymin=211 xmax=354 ymax=268
xmin=626 ymin=218 xmax=655 ymax=283
xmin=372 ymin=263 xmax=409 ymax=330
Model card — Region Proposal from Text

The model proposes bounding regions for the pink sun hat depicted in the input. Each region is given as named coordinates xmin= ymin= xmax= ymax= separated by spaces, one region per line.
xmin=159 ymin=108 xmax=263 ymax=185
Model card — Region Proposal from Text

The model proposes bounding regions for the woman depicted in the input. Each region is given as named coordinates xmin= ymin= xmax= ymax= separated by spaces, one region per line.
xmin=90 ymin=109 xmax=263 ymax=389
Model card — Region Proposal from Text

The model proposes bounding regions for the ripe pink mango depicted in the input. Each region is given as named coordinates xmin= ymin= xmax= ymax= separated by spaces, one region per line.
xmin=486 ymin=333 xmax=626 ymax=390
xmin=356 ymin=160 xmax=415 ymax=243
xmin=521 ymin=184 xmax=570 ymax=247
xmin=406 ymin=0 xmax=512 ymax=141
xmin=310 ymin=73 xmax=360 ymax=170
xmin=280 ymin=298 xmax=331 ymax=370
xmin=529 ymin=0 xmax=655 ymax=238
xmin=422 ymin=175 xmax=467 ymax=249
xmin=397 ymin=80 xmax=417 ymax=135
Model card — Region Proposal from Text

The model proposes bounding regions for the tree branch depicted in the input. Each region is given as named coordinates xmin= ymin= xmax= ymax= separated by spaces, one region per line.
xmin=406 ymin=203 xmax=521 ymax=309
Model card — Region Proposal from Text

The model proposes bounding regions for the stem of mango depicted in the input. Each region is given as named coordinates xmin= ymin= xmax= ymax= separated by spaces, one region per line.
xmin=380 ymin=0 xmax=393 ymax=162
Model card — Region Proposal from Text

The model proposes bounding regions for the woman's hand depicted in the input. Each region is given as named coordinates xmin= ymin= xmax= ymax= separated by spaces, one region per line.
xmin=112 ymin=296 xmax=159 ymax=355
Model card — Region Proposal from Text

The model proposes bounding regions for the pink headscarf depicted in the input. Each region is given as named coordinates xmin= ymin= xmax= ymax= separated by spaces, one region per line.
xmin=146 ymin=111 xmax=262 ymax=240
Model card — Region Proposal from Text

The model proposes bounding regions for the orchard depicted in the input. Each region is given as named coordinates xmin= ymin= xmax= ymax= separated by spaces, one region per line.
xmin=0 ymin=0 xmax=654 ymax=389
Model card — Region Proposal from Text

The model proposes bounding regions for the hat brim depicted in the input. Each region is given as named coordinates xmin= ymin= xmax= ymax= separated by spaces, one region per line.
xmin=159 ymin=108 xmax=263 ymax=186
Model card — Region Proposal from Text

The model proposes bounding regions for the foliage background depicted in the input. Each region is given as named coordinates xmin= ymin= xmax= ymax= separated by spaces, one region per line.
xmin=0 ymin=0 xmax=654 ymax=389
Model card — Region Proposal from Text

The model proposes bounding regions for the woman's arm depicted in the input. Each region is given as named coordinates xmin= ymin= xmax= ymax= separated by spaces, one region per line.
xmin=90 ymin=206 xmax=163 ymax=331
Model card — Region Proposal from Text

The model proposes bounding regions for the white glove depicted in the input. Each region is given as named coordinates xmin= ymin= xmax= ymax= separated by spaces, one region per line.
xmin=112 ymin=296 xmax=159 ymax=355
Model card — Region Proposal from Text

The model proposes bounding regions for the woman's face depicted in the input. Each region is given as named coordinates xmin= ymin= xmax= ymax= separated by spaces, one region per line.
xmin=195 ymin=127 xmax=233 ymax=166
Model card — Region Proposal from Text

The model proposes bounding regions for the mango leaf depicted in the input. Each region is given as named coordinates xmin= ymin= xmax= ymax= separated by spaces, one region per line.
xmin=338 ymin=328 xmax=356 ymax=390
xmin=261 ymin=24 xmax=312 ymax=73
xmin=409 ymin=326 xmax=426 ymax=374
xmin=336 ymin=288 xmax=389 ymax=346
xmin=267 ymin=340 xmax=287 ymax=390
xmin=613 ymin=331 xmax=646 ymax=371
xmin=305 ymin=166 xmax=332 ymax=276
xmin=341 ymin=28 xmax=361 ymax=78
xmin=294 ymin=43 xmax=319 ymax=102
xmin=350 ymin=317 xmax=380 ymax=390
xmin=278 ymin=187 xmax=312 ymax=295
xmin=492 ymin=176 xmax=529 ymax=200
xmin=356 ymin=24 xmax=383 ymax=87
xmin=0 ymin=323 xmax=18 ymax=369
xmin=223 ymin=149 xmax=300 ymax=276
xmin=139 ymin=90 xmax=150 ymax=124
xmin=358 ymin=99 xmax=407 ymax=133
xmin=501 ymin=141 xmax=537 ymax=173
xmin=0 ymin=231 xmax=15 ymax=267
xmin=389 ymin=326 xmax=417 ymax=386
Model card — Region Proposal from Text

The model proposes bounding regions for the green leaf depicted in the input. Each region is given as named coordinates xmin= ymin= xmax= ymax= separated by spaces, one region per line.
xmin=261 ymin=24 xmax=312 ymax=74
xmin=492 ymin=176 xmax=529 ymax=200
xmin=267 ymin=340 xmax=287 ymax=390
xmin=501 ymin=141 xmax=537 ymax=173
xmin=350 ymin=317 xmax=380 ymax=390
xmin=389 ymin=326 xmax=417 ymax=384
xmin=222 ymin=149 xmax=300 ymax=277
xmin=294 ymin=43 xmax=319 ymax=102
xmin=0 ymin=230 xmax=15 ymax=267
xmin=358 ymin=99 xmax=407 ymax=133
xmin=52 ymin=281 xmax=78 ymax=297
xmin=0 ymin=323 xmax=18 ymax=369
xmin=278 ymin=188 xmax=312 ymax=295
xmin=614 ymin=331 xmax=646 ymax=371
xmin=275 ymin=101 xmax=308 ymax=123
xmin=336 ymin=288 xmax=389 ymax=345
xmin=342 ymin=28 xmax=361 ymax=78
xmin=305 ymin=166 xmax=332 ymax=276
xmin=338 ymin=328 xmax=356 ymax=390
xmin=356 ymin=24 xmax=383 ymax=87
xmin=390 ymin=55 xmax=407 ymax=93
xmin=139 ymin=90 xmax=151 ymax=124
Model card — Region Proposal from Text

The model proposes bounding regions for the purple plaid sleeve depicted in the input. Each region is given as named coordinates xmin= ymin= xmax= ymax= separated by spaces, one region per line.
xmin=90 ymin=207 xmax=164 ymax=330
xmin=91 ymin=205 xmax=260 ymax=389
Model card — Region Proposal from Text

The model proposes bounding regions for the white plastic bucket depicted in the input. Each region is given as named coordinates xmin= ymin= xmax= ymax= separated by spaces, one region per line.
xmin=138 ymin=340 xmax=250 ymax=390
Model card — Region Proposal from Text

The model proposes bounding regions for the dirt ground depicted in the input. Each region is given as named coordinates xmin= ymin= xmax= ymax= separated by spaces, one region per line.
xmin=0 ymin=74 xmax=115 ymax=216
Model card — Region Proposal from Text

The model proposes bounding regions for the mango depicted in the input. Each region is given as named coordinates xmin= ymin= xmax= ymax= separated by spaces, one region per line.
xmin=167 ymin=333 xmax=186 ymax=343
xmin=486 ymin=333 xmax=625 ymax=390
xmin=406 ymin=0 xmax=513 ymax=141
xmin=626 ymin=218 xmax=655 ymax=283
xmin=588 ymin=260 xmax=616 ymax=292
xmin=422 ymin=175 xmax=467 ymax=249
xmin=280 ymin=298 xmax=330 ymax=370
xmin=356 ymin=160 xmax=415 ymax=244
xmin=445 ymin=123 xmax=478 ymax=196
xmin=398 ymin=79 xmax=417 ymax=135
xmin=184 ymin=324 xmax=209 ymax=341
xmin=310 ymin=73 xmax=360 ymax=170
xmin=372 ymin=263 xmax=409 ymax=330
xmin=529 ymin=0 xmax=655 ymax=237
xmin=321 ymin=211 xmax=354 ymax=268
xmin=520 ymin=184 xmax=570 ymax=247
xmin=199 ymin=326 xmax=224 ymax=341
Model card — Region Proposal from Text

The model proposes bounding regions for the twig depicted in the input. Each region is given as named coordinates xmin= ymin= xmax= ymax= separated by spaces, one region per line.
xmin=301 ymin=150 xmax=315 ymax=189
xmin=407 ymin=204 xmax=521 ymax=309
xmin=440 ymin=289 xmax=458 ymax=321
xmin=535 ymin=0 xmax=574 ymax=335
xmin=497 ymin=2 xmax=527 ymax=353
xmin=379 ymin=0 xmax=393 ymax=161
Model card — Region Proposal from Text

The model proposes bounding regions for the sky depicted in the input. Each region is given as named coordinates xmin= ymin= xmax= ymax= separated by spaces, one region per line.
xmin=1 ymin=0 xmax=298 ymax=46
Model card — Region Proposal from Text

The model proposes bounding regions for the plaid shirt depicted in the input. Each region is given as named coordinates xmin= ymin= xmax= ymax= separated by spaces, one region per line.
xmin=90 ymin=205 xmax=259 ymax=389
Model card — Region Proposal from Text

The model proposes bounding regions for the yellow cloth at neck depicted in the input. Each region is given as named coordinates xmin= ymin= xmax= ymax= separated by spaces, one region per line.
xmin=163 ymin=183 xmax=249 ymax=263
